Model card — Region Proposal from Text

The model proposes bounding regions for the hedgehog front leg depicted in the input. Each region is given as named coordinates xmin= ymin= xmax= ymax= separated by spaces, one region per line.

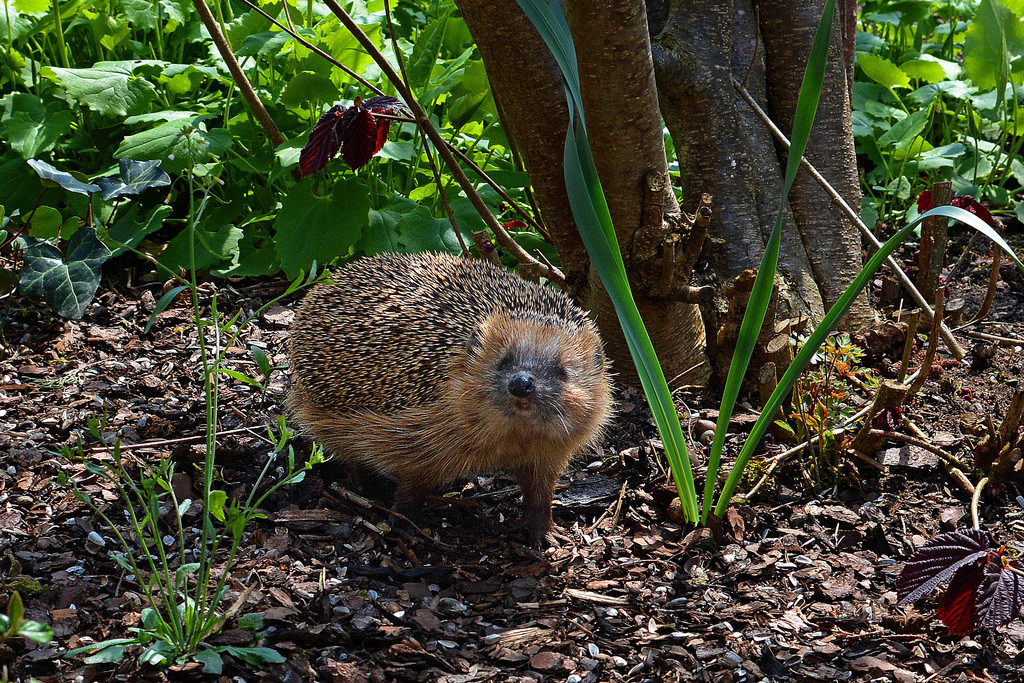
xmin=514 ymin=464 xmax=560 ymax=546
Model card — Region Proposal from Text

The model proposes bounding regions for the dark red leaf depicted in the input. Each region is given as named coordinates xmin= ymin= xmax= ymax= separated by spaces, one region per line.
xmin=871 ymin=406 xmax=901 ymax=432
xmin=977 ymin=555 xmax=1024 ymax=630
xmin=299 ymin=105 xmax=348 ymax=178
xmin=917 ymin=190 xmax=933 ymax=214
xmin=951 ymin=195 xmax=996 ymax=228
xmin=340 ymin=107 xmax=381 ymax=171
xmin=898 ymin=529 xmax=991 ymax=604
xmin=937 ymin=561 xmax=984 ymax=635
xmin=298 ymin=96 xmax=410 ymax=175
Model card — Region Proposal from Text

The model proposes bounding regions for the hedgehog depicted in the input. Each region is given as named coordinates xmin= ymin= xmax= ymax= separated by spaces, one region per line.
xmin=286 ymin=252 xmax=613 ymax=545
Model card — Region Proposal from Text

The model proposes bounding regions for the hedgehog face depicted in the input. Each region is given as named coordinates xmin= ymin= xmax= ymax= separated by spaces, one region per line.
xmin=456 ymin=314 xmax=612 ymax=448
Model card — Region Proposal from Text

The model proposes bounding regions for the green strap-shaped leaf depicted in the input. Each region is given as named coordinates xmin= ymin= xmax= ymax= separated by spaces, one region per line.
xmin=702 ymin=0 xmax=836 ymax=524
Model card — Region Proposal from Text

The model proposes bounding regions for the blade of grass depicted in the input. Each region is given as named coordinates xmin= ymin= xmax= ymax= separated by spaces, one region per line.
xmin=712 ymin=204 xmax=1024 ymax=517
xmin=701 ymin=0 xmax=836 ymax=524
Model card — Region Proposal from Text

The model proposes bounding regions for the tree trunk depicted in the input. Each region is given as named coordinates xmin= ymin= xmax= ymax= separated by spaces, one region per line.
xmin=757 ymin=0 xmax=874 ymax=329
xmin=565 ymin=0 xmax=709 ymax=387
xmin=456 ymin=0 xmax=871 ymax=387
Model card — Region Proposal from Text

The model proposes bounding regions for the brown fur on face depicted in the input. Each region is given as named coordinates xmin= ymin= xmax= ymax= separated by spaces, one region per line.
xmin=286 ymin=253 xmax=613 ymax=545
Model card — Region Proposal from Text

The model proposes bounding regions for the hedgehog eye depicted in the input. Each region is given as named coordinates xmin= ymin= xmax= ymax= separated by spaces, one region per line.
xmin=497 ymin=353 xmax=514 ymax=373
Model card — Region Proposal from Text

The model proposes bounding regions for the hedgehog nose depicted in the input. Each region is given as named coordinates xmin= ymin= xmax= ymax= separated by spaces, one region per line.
xmin=508 ymin=372 xmax=536 ymax=398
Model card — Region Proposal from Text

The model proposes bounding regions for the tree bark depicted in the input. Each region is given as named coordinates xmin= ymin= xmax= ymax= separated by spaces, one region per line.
xmin=566 ymin=0 xmax=709 ymax=387
xmin=757 ymin=0 xmax=874 ymax=328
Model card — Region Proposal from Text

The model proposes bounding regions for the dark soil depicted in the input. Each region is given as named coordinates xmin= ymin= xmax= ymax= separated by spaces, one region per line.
xmin=5 ymin=235 xmax=1024 ymax=682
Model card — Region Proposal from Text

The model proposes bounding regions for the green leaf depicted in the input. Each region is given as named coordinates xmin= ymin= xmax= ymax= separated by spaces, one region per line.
xmin=26 ymin=206 xmax=63 ymax=239
xmin=877 ymin=108 xmax=929 ymax=148
xmin=0 ymin=93 xmax=74 ymax=158
xmin=251 ymin=346 xmax=272 ymax=378
xmin=218 ymin=368 xmax=262 ymax=388
xmin=16 ymin=619 xmax=54 ymax=644
xmin=27 ymin=159 xmax=100 ymax=196
xmin=160 ymin=223 xmax=243 ymax=272
xmin=84 ymin=644 xmax=128 ymax=664
xmin=273 ymin=179 xmax=370 ymax=279
xmin=193 ymin=649 xmax=224 ymax=674
xmin=115 ymin=117 xmax=232 ymax=172
xmin=43 ymin=62 xmax=158 ymax=117
xmin=963 ymin=0 xmax=1024 ymax=91
xmin=280 ymin=71 xmax=341 ymax=107
xmin=857 ymin=52 xmax=911 ymax=89
xmin=95 ymin=159 xmax=172 ymax=200
xmin=236 ymin=612 xmax=265 ymax=630
xmin=408 ymin=13 xmax=448 ymax=94
xmin=144 ymin=285 xmax=188 ymax=334
xmin=105 ymin=204 xmax=173 ymax=256
xmin=208 ymin=489 xmax=227 ymax=522
xmin=18 ymin=227 xmax=112 ymax=319
xmin=224 ymin=646 xmax=285 ymax=665
xmin=7 ymin=591 xmax=23 ymax=628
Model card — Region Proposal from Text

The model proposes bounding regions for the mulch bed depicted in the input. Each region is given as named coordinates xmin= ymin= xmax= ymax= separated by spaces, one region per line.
xmin=5 ymin=243 xmax=1024 ymax=682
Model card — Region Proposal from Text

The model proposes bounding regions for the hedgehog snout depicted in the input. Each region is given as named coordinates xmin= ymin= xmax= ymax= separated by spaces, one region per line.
xmin=508 ymin=372 xmax=536 ymax=398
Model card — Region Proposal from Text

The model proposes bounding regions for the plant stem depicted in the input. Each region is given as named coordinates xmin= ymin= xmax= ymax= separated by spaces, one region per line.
xmin=972 ymin=476 xmax=988 ymax=530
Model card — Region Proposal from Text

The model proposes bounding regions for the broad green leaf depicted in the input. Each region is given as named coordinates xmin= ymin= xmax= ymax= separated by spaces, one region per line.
xmin=13 ymin=0 xmax=46 ymax=11
xmin=280 ymin=71 xmax=341 ymax=107
xmin=27 ymin=159 xmax=100 ymax=195
xmin=19 ymin=227 xmax=112 ymax=319
xmin=95 ymin=159 xmax=172 ymax=200
xmin=210 ymin=230 xmax=279 ymax=277
xmin=858 ymin=52 xmax=911 ymax=89
xmin=901 ymin=59 xmax=948 ymax=84
xmin=160 ymin=223 xmax=243 ymax=272
xmin=0 ymin=93 xmax=73 ymax=158
xmin=362 ymin=194 xmax=419 ymax=255
xmin=274 ymin=179 xmax=371 ymax=279
xmin=908 ymin=80 xmax=975 ymax=105
xmin=378 ymin=140 xmax=416 ymax=161
xmin=105 ymin=203 xmax=172 ymax=256
xmin=115 ymin=118 xmax=232 ymax=172
xmin=394 ymin=206 xmax=462 ymax=253
xmin=43 ymin=62 xmax=158 ymax=117
xmin=84 ymin=644 xmax=127 ymax=664
xmin=27 ymin=206 xmax=63 ymax=239
xmin=963 ymin=0 xmax=1024 ymax=91
xmin=877 ymin=108 xmax=929 ymax=148
xmin=17 ymin=619 xmax=54 ymax=644
xmin=224 ymin=646 xmax=285 ymax=665
xmin=194 ymin=649 xmax=224 ymax=674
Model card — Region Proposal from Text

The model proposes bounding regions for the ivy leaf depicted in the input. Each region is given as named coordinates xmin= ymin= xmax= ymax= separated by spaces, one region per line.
xmin=27 ymin=159 xmax=100 ymax=196
xmin=42 ymin=61 xmax=158 ymax=117
xmin=95 ymin=159 xmax=172 ymax=200
xmin=18 ymin=227 xmax=112 ymax=319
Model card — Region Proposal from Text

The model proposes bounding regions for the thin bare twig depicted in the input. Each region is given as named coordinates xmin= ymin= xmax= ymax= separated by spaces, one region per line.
xmin=907 ymin=289 xmax=945 ymax=399
xmin=191 ymin=0 xmax=286 ymax=149
xmin=732 ymin=77 xmax=966 ymax=359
